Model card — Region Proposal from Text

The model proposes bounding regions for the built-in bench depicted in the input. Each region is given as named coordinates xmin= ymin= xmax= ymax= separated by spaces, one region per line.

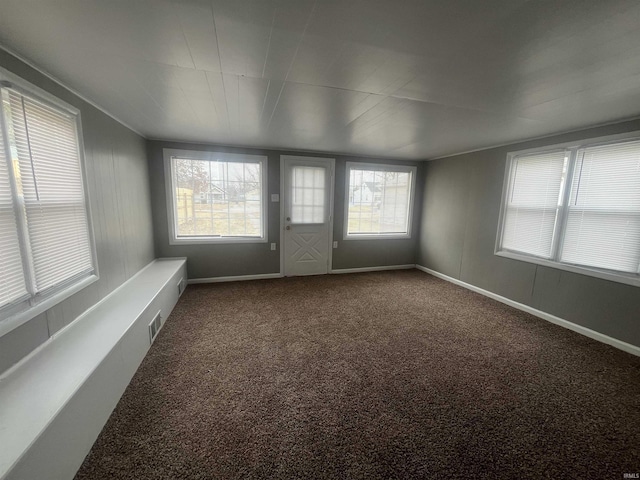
xmin=0 ymin=258 xmax=187 ymax=480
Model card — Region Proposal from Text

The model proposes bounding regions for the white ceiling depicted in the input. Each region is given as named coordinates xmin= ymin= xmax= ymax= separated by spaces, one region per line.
xmin=1 ymin=0 xmax=640 ymax=159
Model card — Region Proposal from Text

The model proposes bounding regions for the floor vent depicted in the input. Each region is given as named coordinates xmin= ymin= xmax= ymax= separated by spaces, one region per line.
xmin=149 ymin=311 xmax=162 ymax=344
xmin=177 ymin=277 xmax=186 ymax=296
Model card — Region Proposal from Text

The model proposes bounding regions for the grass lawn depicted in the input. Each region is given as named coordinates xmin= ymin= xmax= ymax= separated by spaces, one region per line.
xmin=177 ymin=203 xmax=261 ymax=236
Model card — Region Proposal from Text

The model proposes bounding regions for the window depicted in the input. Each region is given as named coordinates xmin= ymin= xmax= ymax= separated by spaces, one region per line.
xmin=291 ymin=166 xmax=325 ymax=224
xmin=164 ymin=149 xmax=268 ymax=244
xmin=500 ymin=150 xmax=567 ymax=259
xmin=0 ymin=76 xmax=96 ymax=325
xmin=344 ymin=162 xmax=416 ymax=239
xmin=497 ymin=136 xmax=640 ymax=286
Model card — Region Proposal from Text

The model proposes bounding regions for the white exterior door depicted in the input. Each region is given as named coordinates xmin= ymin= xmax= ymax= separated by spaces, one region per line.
xmin=282 ymin=156 xmax=334 ymax=276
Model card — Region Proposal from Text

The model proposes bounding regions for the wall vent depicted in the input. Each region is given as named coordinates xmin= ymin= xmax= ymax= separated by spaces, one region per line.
xmin=149 ymin=311 xmax=162 ymax=344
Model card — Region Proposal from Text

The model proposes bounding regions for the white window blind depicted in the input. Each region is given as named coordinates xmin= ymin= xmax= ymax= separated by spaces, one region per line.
xmin=0 ymin=84 xmax=94 ymax=318
xmin=498 ymin=137 xmax=640 ymax=285
xmin=346 ymin=164 xmax=415 ymax=237
xmin=291 ymin=166 xmax=325 ymax=224
xmin=501 ymin=151 xmax=567 ymax=258
xmin=0 ymin=112 xmax=28 ymax=308
xmin=561 ymin=141 xmax=640 ymax=273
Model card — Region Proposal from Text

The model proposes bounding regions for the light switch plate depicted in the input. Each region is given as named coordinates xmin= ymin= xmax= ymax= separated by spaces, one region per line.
xmin=271 ymin=194 xmax=279 ymax=202
xmin=333 ymin=241 xmax=338 ymax=248
xmin=270 ymin=243 xmax=277 ymax=251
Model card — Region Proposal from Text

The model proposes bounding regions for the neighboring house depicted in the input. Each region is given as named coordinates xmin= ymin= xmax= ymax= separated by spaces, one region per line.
xmin=244 ymin=186 xmax=261 ymax=202
xmin=381 ymin=183 xmax=409 ymax=206
xmin=350 ymin=182 xmax=383 ymax=205
xmin=196 ymin=184 xmax=227 ymax=204
xmin=380 ymin=183 xmax=409 ymax=227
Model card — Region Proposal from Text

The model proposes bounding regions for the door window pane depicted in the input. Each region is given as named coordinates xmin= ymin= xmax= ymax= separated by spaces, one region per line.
xmin=291 ymin=166 xmax=325 ymax=224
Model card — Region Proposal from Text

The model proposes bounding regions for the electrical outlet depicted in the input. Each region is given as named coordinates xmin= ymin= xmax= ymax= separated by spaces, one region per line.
xmin=271 ymin=193 xmax=279 ymax=202
xmin=271 ymin=243 xmax=277 ymax=251
xmin=333 ymin=241 xmax=338 ymax=248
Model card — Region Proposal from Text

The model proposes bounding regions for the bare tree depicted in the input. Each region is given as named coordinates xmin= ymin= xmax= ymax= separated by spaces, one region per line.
xmin=225 ymin=163 xmax=261 ymax=201
xmin=175 ymin=159 xmax=209 ymax=194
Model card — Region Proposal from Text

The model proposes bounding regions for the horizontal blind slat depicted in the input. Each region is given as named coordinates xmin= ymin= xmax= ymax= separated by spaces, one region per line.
xmin=6 ymin=93 xmax=94 ymax=294
xmin=502 ymin=151 xmax=566 ymax=258
xmin=0 ymin=101 xmax=28 ymax=308
xmin=561 ymin=141 xmax=640 ymax=273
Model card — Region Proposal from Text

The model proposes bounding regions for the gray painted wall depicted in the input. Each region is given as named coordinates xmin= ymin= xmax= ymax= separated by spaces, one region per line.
xmin=0 ymin=51 xmax=155 ymax=374
xmin=418 ymin=119 xmax=640 ymax=348
xmin=148 ymin=141 xmax=422 ymax=279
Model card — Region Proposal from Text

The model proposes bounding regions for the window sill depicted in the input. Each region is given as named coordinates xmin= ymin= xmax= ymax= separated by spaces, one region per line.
xmin=343 ymin=233 xmax=412 ymax=241
xmin=495 ymin=250 xmax=640 ymax=288
xmin=0 ymin=274 xmax=99 ymax=337
xmin=169 ymin=236 xmax=267 ymax=245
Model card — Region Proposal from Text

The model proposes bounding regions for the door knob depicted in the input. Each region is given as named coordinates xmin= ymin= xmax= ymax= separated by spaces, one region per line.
xmin=286 ymin=217 xmax=291 ymax=221
xmin=285 ymin=225 xmax=291 ymax=230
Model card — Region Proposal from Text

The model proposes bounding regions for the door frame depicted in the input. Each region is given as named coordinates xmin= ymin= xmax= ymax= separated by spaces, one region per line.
xmin=279 ymin=155 xmax=335 ymax=276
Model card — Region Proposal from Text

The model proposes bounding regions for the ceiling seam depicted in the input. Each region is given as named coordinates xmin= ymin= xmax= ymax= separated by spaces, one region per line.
xmin=265 ymin=0 xmax=319 ymax=130
xmin=0 ymin=43 xmax=146 ymax=138
xmin=429 ymin=113 xmax=640 ymax=160
xmin=210 ymin=2 xmax=231 ymax=131
xmin=260 ymin=9 xmax=276 ymax=79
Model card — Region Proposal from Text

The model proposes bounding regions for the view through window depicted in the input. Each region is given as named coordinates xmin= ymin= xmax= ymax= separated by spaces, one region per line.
xmin=169 ymin=153 xmax=266 ymax=240
xmin=346 ymin=163 xmax=415 ymax=237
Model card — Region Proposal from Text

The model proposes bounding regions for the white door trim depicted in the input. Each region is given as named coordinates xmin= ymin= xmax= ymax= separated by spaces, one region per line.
xmin=280 ymin=155 xmax=335 ymax=276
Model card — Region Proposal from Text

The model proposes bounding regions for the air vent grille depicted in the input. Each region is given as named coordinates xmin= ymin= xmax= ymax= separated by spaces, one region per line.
xmin=177 ymin=277 xmax=186 ymax=296
xmin=149 ymin=311 xmax=162 ymax=344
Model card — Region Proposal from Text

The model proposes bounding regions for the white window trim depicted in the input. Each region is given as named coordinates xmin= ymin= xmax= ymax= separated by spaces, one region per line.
xmin=163 ymin=148 xmax=268 ymax=245
xmin=343 ymin=161 xmax=417 ymax=240
xmin=495 ymin=131 xmax=640 ymax=288
xmin=0 ymin=67 xmax=99 ymax=336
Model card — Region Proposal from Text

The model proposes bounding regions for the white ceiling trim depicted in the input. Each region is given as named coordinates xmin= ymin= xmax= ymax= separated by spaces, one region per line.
xmin=429 ymin=113 xmax=640 ymax=161
xmin=0 ymin=43 xmax=145 ymax=138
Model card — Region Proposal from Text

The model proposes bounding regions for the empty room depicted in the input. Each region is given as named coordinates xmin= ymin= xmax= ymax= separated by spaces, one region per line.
xmin=0 ymin=1 xmax=639 ymax=479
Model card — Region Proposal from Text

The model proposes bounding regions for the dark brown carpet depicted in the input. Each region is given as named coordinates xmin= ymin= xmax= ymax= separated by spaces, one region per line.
xmin=75 ymin=270 xmax=640 ymax=479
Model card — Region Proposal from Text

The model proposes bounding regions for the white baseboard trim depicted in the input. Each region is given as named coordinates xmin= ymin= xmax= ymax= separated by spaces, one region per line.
xmin=190 ymin=265 xmax=417 ymax=283
xmin=188 ymin=273 xmax=283 ymax=284
xmin=330 ymin=264 xmax=416 ymax=274
xmin=415 ymin=265 xmax=640 ymax=357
